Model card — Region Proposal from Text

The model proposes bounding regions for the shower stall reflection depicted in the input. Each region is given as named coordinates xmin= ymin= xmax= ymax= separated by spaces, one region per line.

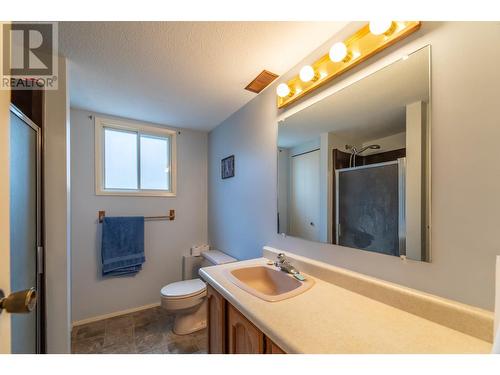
xmin=335 ymin=159 xmax=406 ymax=257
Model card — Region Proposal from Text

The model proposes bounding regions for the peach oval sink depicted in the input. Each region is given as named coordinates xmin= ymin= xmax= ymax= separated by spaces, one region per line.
xmin=224 ymin=265 xmax=314 ymax=302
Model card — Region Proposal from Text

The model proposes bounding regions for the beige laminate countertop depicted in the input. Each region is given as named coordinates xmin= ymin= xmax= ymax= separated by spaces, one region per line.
xmin=200 ymin=258 xmax=492 ymax=354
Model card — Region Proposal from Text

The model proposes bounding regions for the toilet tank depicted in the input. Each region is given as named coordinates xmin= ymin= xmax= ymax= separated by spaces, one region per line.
xmin=182 ymin=250 xmax=236 ymax=280
xmin=182 ymin=255 xmax=203 ymax=280
xmin=201 ymin=250 xmax=236 ymax=267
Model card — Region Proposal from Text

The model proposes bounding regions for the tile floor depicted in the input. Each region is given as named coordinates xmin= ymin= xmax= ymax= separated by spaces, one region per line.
xmin=71 ymin=306 xmax=207 ymax=354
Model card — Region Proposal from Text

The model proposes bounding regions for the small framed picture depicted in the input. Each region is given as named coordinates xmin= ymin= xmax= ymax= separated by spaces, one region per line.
xmin=221 ymin=155 xmax=235 ymax=179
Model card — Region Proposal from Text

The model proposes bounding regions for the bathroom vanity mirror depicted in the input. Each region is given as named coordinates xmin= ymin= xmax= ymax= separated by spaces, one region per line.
xmin=277 ymin=46 xmax=431 ymax=262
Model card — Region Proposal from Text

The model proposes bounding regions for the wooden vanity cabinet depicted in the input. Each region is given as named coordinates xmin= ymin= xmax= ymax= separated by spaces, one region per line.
xmin=206 ymin=285 xmax=286 ymax=354
xmin=227 ymin=303 xmax=264 ymax=354
xmin=207 ymin=284 xmax=227 ymax=353
xmin=265 ymin=336 xmax=286 ymax=354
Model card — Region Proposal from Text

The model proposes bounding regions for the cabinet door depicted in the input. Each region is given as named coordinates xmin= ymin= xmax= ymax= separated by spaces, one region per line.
xmin=265 ymin=336 xmax=286 ymax=354
xmin=227 ymin=304 xmax=264 ymax=354
xmin=207 ymin=285 xmax=226 ymax=354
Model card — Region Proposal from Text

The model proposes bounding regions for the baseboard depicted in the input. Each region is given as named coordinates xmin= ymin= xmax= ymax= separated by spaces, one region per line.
xmin=72 ymin=302 xmax=161 ymax=328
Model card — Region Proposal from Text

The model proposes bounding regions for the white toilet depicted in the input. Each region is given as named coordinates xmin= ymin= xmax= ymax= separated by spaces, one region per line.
xmin=160 ymin=250 xmax=236 ymax=335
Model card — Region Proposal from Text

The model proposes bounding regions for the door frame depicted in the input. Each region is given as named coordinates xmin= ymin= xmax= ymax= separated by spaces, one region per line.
xmin=10 ymin=104 xmax=44 ymax=353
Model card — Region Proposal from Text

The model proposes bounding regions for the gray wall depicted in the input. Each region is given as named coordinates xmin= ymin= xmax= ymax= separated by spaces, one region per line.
xmin=71 ymin=108 xmax=208 ymax=322
xmin=208 ymin=22 xmax=500 ymax=311
xmin=44 ymin=57 xmax=72 ymax=352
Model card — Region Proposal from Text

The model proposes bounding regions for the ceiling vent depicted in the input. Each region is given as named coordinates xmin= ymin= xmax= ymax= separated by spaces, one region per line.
xmin=245 ymin=70 xmax=279 ymax=94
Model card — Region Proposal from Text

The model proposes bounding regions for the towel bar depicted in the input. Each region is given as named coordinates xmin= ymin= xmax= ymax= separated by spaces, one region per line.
xmin=98 ymin=210 xmax=175 ymax=223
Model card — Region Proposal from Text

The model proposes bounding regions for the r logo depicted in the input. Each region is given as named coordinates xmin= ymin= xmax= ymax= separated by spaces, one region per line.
xmin=3 ymin=23 xmax=53 ymax=75
xmin=2 ymin=22 xmax=58 ymax=89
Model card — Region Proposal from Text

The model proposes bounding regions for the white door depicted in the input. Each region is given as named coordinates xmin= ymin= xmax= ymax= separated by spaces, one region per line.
xmin=289 ymin=150 xmax=320 ymax=242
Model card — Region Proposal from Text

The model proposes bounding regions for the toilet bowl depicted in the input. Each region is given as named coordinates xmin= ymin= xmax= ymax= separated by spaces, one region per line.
xmin=161 ymin=278 xmax=208 ymax=335
xmin=160 ymin=250 xmax=236 ymax=335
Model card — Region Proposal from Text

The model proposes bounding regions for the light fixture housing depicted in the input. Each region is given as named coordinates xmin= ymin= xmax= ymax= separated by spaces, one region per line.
xmin=329 ymin=42 xmax=350 ymax=63
xmin=276 ymin=83 xmax=291 ymax=98
xmin=369 ymin=21 xmax=396 ymax=36
xmin=276 ymin=21 xmax=421 ymax=109
xmin=299 ymin=65 xmax=317 ymax=82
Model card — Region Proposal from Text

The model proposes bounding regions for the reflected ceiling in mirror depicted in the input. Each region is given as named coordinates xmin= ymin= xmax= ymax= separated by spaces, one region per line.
xmin=277 ymin=46 xmax=431 ymax=262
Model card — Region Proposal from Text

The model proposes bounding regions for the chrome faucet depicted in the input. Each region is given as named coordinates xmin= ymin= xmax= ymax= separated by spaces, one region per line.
xmin=274 ymin=253 xmax=298 ymax=275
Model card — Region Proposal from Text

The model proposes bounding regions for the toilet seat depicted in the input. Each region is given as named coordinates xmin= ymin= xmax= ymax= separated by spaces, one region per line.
xmin=161 ymin=278 xmax=206 ymax=300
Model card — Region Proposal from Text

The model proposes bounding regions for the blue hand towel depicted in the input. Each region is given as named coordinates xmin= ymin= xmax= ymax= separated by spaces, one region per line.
xmin=101 ymin=216 xmax=145 ymax=276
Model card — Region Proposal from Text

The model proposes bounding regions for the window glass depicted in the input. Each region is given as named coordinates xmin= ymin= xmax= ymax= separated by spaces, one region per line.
xmin=140 ymin=135 xmax=170 ymax=190
xmin=104 ymin=128 xmax=138 ymax=189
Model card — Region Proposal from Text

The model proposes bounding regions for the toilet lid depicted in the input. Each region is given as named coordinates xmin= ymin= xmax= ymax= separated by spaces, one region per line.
xmin=201 ymin=250 xmax=236 ymax=265
xmin=161 ymin=278 xmax=206 ymax=299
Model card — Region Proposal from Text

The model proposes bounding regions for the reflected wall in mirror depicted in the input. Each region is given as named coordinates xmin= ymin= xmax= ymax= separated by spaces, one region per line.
xmin=277 ymin=46 xmax=431 ymax=262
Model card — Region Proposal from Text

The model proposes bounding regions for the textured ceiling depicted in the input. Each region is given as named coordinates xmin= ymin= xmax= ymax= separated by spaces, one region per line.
xmin=59 ymin=21 xmax=348 ymax=131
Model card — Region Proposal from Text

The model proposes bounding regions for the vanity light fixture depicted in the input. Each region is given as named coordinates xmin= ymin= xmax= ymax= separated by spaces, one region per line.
xmin=277 ymin=21 xmax=421 ymax=108
xmin=369 ymin=21 xmax=396 ymax=36
xmin=299 ymin=65 xmax=318 ymax=82
xmin=329 ymin=42 xmax=350 ymax=63
xmin=276 ymin=83 xmax=292 ymax=98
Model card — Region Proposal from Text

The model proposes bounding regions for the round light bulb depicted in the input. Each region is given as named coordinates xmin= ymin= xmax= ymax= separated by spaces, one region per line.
xmin=369 ymin=21 xmax=394 ymax=36
xmin=329 ymin=42 xmax=348 ymax=63
xmin=299 ymin=65 xmax=315 ymax=82
xmin=276 ymin=83 xmax=291 ymax=98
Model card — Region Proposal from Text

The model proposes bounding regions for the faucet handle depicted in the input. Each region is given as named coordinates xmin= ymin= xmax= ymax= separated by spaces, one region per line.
xmin=277 ymin=253 xmax=286 ymax=262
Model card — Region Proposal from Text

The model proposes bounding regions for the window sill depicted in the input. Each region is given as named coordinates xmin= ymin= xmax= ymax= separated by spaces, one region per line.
xmin=95 ymin=189 xmax=176 ymax=197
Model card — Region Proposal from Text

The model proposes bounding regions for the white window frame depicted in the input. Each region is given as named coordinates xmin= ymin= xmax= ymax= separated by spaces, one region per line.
xmin=95 ymin=116 xmax=177 ymax=197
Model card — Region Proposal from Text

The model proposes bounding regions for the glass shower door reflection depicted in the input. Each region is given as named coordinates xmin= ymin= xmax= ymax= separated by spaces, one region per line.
xmin=335 ymin=160 xmax=405 ymax=257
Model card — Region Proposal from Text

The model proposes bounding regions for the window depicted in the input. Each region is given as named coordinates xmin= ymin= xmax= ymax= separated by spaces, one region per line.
xmin=95 ymin=117 xmax=176 ymax=196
